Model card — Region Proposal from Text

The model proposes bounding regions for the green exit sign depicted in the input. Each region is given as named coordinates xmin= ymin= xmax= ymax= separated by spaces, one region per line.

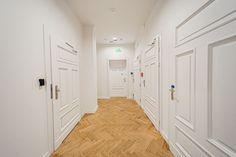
xmin=115 ymin=48 xmax=122 ymax=53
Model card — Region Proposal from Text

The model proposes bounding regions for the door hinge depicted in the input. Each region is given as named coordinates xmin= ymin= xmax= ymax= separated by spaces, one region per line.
xmin=50 ymin=84 xmax=53 ymax=99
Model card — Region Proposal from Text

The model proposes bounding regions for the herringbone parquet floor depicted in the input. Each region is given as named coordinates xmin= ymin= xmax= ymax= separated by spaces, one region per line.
xmin=51 ymin=98 xmax=174 ymax=157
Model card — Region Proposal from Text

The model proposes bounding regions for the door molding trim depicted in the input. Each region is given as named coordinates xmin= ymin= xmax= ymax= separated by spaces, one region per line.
xmin=174 ymin=49 xmax=196 ymax=131
xmin=43 ymin=24 xmax=54 ymax=155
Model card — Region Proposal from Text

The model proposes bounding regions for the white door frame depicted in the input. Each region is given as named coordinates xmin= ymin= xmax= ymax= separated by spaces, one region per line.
xmin=133 ymin=55 xmax=142 ymax=106
xmin=157 ymin=35 xmax=168 ymax=140
xmin=43 ymin=25 xmax=80 ymax=155
xmin=141 ymin=35 xmax=161 ymax=130
xmin=107 ymin=59 xmax=129 ymax=98
xmin=43 ymin=25 xmax=54 ymax=155
xmin=139 ymin=35 xmax=164 ymax=132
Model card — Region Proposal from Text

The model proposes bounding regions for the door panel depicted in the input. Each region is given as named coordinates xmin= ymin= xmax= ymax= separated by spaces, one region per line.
xmin=208 ymin=36 xmax=236 ymax=155
xmin=175 ymin=50 xmax=195 ymax=130
xmin=143 ymin=57 xmax=159 ymax=129
xmin=133 ymin=67 xmax=140 ymax=103
xmin=51 ymin=36 xmax=80 ymax=149
xmin=109 ymin=71 xmax=127 ymax=97
xmin=142 ymin=38 xmax=160 ymax=130
xmin=133 ymin=56 xmax=141 ymax=105
xmin=72 ymin=69 xmax=79 ymax=101
xmin=109 ymin=60 xmax=127 ymax=97
xmin=58 ymin=66 xmax=70 ymax=109
xmin=170 ymin=0 xmax=236 ymax=156
xmin=150 ymin=62 xmax=157 ymax=99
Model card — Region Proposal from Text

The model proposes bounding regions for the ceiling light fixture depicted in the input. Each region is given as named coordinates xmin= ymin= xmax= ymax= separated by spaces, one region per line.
xmin=109 ymin=8 xmax=116 ymax=13
xmin=107 ymin=37 xmax=123 ymax=44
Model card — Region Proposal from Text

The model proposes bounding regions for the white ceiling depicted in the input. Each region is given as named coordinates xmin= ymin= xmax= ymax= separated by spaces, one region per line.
xmin=66 ymin=0 xmax=158 ymax=44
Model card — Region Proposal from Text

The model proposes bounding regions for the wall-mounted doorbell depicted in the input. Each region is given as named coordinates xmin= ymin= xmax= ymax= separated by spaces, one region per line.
xmin=38 ymin=79 xmax=45 ymax=87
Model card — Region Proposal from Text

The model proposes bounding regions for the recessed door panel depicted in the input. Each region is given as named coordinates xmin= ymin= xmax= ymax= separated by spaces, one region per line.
xmin=208 ymin=36 xmax=236 ymax=155
xmin=175 ymin=50 xmax=195 ymax=130
xmin=58 ymin=67 xmax=69 ymax=109
xmin=72 ymin=69 xmax=79 ymax=101
xmin=142 ymin=43 xmax=160 ymax=130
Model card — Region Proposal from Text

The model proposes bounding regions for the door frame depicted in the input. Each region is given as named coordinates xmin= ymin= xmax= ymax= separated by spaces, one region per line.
xmin=156 ymin=35 xmax=168 ymax=141
xmin=140 ymin=35 xmax=161 ymax=130
xmin=140 ymin=35 xmax=164 ymax=133
xmin=43 ymin=25 xmax=54 ymax=155
xmin=107 ymin=59 xmax=129 ymax=98
xmin=133 ymin=55 xmax=142 ymax=106
xmin=43 ymin=25 xmax=81 ymax=154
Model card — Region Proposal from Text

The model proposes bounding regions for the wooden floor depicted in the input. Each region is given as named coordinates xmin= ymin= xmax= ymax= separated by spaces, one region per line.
xmin=51 ymin=98 xmax=173 ymax=157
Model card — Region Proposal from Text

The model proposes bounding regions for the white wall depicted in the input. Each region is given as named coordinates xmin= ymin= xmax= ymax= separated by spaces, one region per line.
xmin=0 ymin=0 xmax=82 ymax=157
xmin=97 ymin=44 xmax=134 ymax=99
xmin=80 ymin=26 xmax=98 ymax=114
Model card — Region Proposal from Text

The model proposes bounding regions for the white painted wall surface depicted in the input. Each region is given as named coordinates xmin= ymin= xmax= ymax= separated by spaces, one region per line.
xmin=97 ymin=44 xmax=134 ymax=99
xmin=0 ymin=0 xmax=82 ymax=157
xmin=80 ymin=26 xmax=98 ymax=114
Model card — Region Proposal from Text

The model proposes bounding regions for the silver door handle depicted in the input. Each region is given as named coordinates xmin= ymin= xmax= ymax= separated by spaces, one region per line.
xmin=169 ymin=85 xmax=175 ymax=100
xmin=55 ymin=85 xmax=60 ymax=100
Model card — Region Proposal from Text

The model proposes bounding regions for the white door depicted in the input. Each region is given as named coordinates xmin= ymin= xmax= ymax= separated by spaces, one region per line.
xmin=169 ymin=1 xmax=236 ymax=156
xmin=133 ymin=56 xmax=141 ymax=105
xmin=50 ymin=36 xmax=81 ymax=149
xmin=142 ymin=37 xmax=160 ymax=130
xmin=109 ymin=60 xmax=128 ymax=97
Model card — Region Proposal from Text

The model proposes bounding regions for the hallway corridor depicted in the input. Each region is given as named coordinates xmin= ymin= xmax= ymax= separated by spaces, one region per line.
xmin=51 ymin=98 xmax=173 ymax=157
